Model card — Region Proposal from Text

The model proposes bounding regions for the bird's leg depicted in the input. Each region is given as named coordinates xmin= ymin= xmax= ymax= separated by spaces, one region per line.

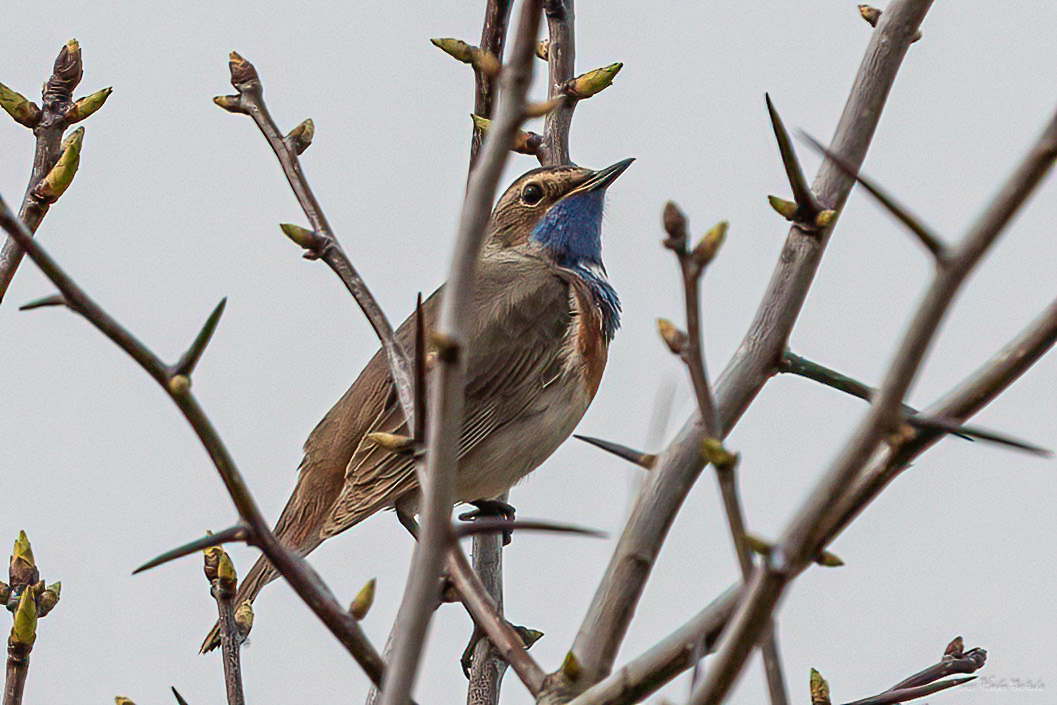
xmin=460 ymin=621 xmax=543 ymax=679
xmin=457 ymin=499 xmax=517 ymax=545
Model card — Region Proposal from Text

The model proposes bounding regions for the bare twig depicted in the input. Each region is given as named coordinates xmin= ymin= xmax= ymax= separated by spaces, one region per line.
xmin=690 ymin=87 xmax=1057 ymax=705
xmin=379 ymin=5 xmax=542 ymax=705
xmin=215 ymin=53 xmax=416 ymax=432
xmin=0 ymin=40 xmax=110 ymax=303
xmin=660 ymin=202 xmax=788 ymax=704
xmin=203 ymin=546 xmax=245 ymax=705
xmin=391 ymin=509 xmax=549 ymax=696
xmin=842 ymin=636 xmax=986 ymax=705
xmin=466 ymin=7 xmax=513 ymax=704
xmin=573 ymin=286 xmax=1057 ymax=705
xmin=466 ymin=492 xmax=508 ymax=705
xmin=540 ymin=0 xmax=575 ymax=165
xmin=469 ymin=0 xmax=514 ymax=171
xmin=546 ymin=2 xmax=934 ymax=698
xmin=0 ymin=198 xmax=389 ymax=687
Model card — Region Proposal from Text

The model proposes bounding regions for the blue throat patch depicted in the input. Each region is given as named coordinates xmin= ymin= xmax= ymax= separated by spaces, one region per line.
xmin=531 ymin=190 xmax=621 ymax=341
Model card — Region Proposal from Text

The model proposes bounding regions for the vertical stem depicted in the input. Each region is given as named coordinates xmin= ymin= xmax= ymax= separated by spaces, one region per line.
xmin=541 ymin=0 xmax=575 ymax=166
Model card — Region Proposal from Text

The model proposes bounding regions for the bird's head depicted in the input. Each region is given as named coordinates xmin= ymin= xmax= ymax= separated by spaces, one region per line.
xmin=486 ymin=158 xmax=634 ymax=268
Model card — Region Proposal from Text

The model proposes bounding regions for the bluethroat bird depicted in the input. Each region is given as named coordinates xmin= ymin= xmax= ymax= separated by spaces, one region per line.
xmin=202 ymin=158 xmax=633 ymax=652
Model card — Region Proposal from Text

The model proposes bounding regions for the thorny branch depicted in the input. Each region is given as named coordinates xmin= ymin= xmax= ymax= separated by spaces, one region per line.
xmin=0 ymin=197 xmax=389 ymax=688
xmin=548 ymin=3 xmax=936 ymax=700
xmin=214 ymin=53 xmax=417 ymax=434
xmin=689 ymin=77 xmax=1057 ymax=705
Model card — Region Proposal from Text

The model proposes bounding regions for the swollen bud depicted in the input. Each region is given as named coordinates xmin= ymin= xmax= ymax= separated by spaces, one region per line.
xmin=700 ymin=438 xmax=738 ymax=471
xmin=662 ymin=201 xmax=688 ymax=251
xmin=286 ymin=119 xmax=315 ymax=155
xmin=565 ymin=63 xmax=622 ymax=99
xmin=349 ymin=578 xmax=376 ymax=620
xmin=657 ymin=318 xmax=688 ymax=356
xmin=810 ymin=668 xmax=831 ymax=705
xmin=691 ymin=221 xmax=728 ymax=267
xmin=10 ymin=531 xmax=38 ymax=587
xmin=767 ymin=195 xmax=798 ymax=221
xmin=0 ymin=83 xmax=41 ymax=127
xmin=35 ymin=127 xmax=85 ymax=203
xmin=10 ymin=588 xmax=38 ymax=647
xmin=68 ymin=86 xmax=113 ymax=124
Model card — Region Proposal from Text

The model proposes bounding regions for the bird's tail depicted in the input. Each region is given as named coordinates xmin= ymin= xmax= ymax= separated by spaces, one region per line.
xmin=199 ymin=454 xmax=346 ymax=653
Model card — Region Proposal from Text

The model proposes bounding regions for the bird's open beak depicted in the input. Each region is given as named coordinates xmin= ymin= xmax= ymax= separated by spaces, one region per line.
xmin=574 ymin=157 xmax=635 ymax=195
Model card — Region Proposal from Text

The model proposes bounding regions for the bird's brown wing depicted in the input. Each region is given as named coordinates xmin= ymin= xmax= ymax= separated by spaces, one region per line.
xmin=321 ymin=256 xmax=571 ymax=538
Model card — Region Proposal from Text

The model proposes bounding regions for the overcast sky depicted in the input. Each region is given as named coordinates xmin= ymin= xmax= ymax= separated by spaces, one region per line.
xmin=2 ymin=2 xmax=1055 ymax=704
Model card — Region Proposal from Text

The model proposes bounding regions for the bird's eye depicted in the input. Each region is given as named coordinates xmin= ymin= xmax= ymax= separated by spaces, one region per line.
xmin=521 ymin=182 xmax=544 ymax=205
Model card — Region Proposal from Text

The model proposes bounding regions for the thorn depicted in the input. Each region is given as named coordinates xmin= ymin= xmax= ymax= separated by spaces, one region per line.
xmin=19 ymin=293 xmax=68 ymax=311
xmin=453 ymin=518 xmax=606 ymax=540
xmin=574 ymin=434 xmax=656 ymax=469
xmin=798 ymin=131 xmax=947 ymax=259
xmin=170 ymin=687 xmax=189 ymax=705
xmin=907 ymin=415 xmax=1052 ymax=456
xmin=765 ymin=93 xmax=822 ymax=221
xmin=133 ymin=525 xmax=248 ymax=575
xmin=172 ymin=297 xmax=227 ymax=377
xmin=414 ymin=292 xmax=427 ymax=443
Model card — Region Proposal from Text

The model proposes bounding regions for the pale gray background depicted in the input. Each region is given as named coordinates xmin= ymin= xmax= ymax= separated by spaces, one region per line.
xmin=1 ymin=2 xmax=1055 ymax=703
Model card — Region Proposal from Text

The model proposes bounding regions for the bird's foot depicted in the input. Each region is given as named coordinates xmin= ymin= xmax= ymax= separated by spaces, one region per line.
xmin=460 ymin=621 xmax=544 ymax=678
xmin=459 ymin=499 xmax=517 ymax=545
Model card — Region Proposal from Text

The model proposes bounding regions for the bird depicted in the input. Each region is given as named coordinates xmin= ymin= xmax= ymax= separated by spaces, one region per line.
xmin=202 ymin=158 xmax=633 ymax=652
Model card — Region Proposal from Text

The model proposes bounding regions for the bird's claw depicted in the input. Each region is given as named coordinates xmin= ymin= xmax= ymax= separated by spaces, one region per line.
xmin=459 ymin=499 xmax=517 ymax=545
